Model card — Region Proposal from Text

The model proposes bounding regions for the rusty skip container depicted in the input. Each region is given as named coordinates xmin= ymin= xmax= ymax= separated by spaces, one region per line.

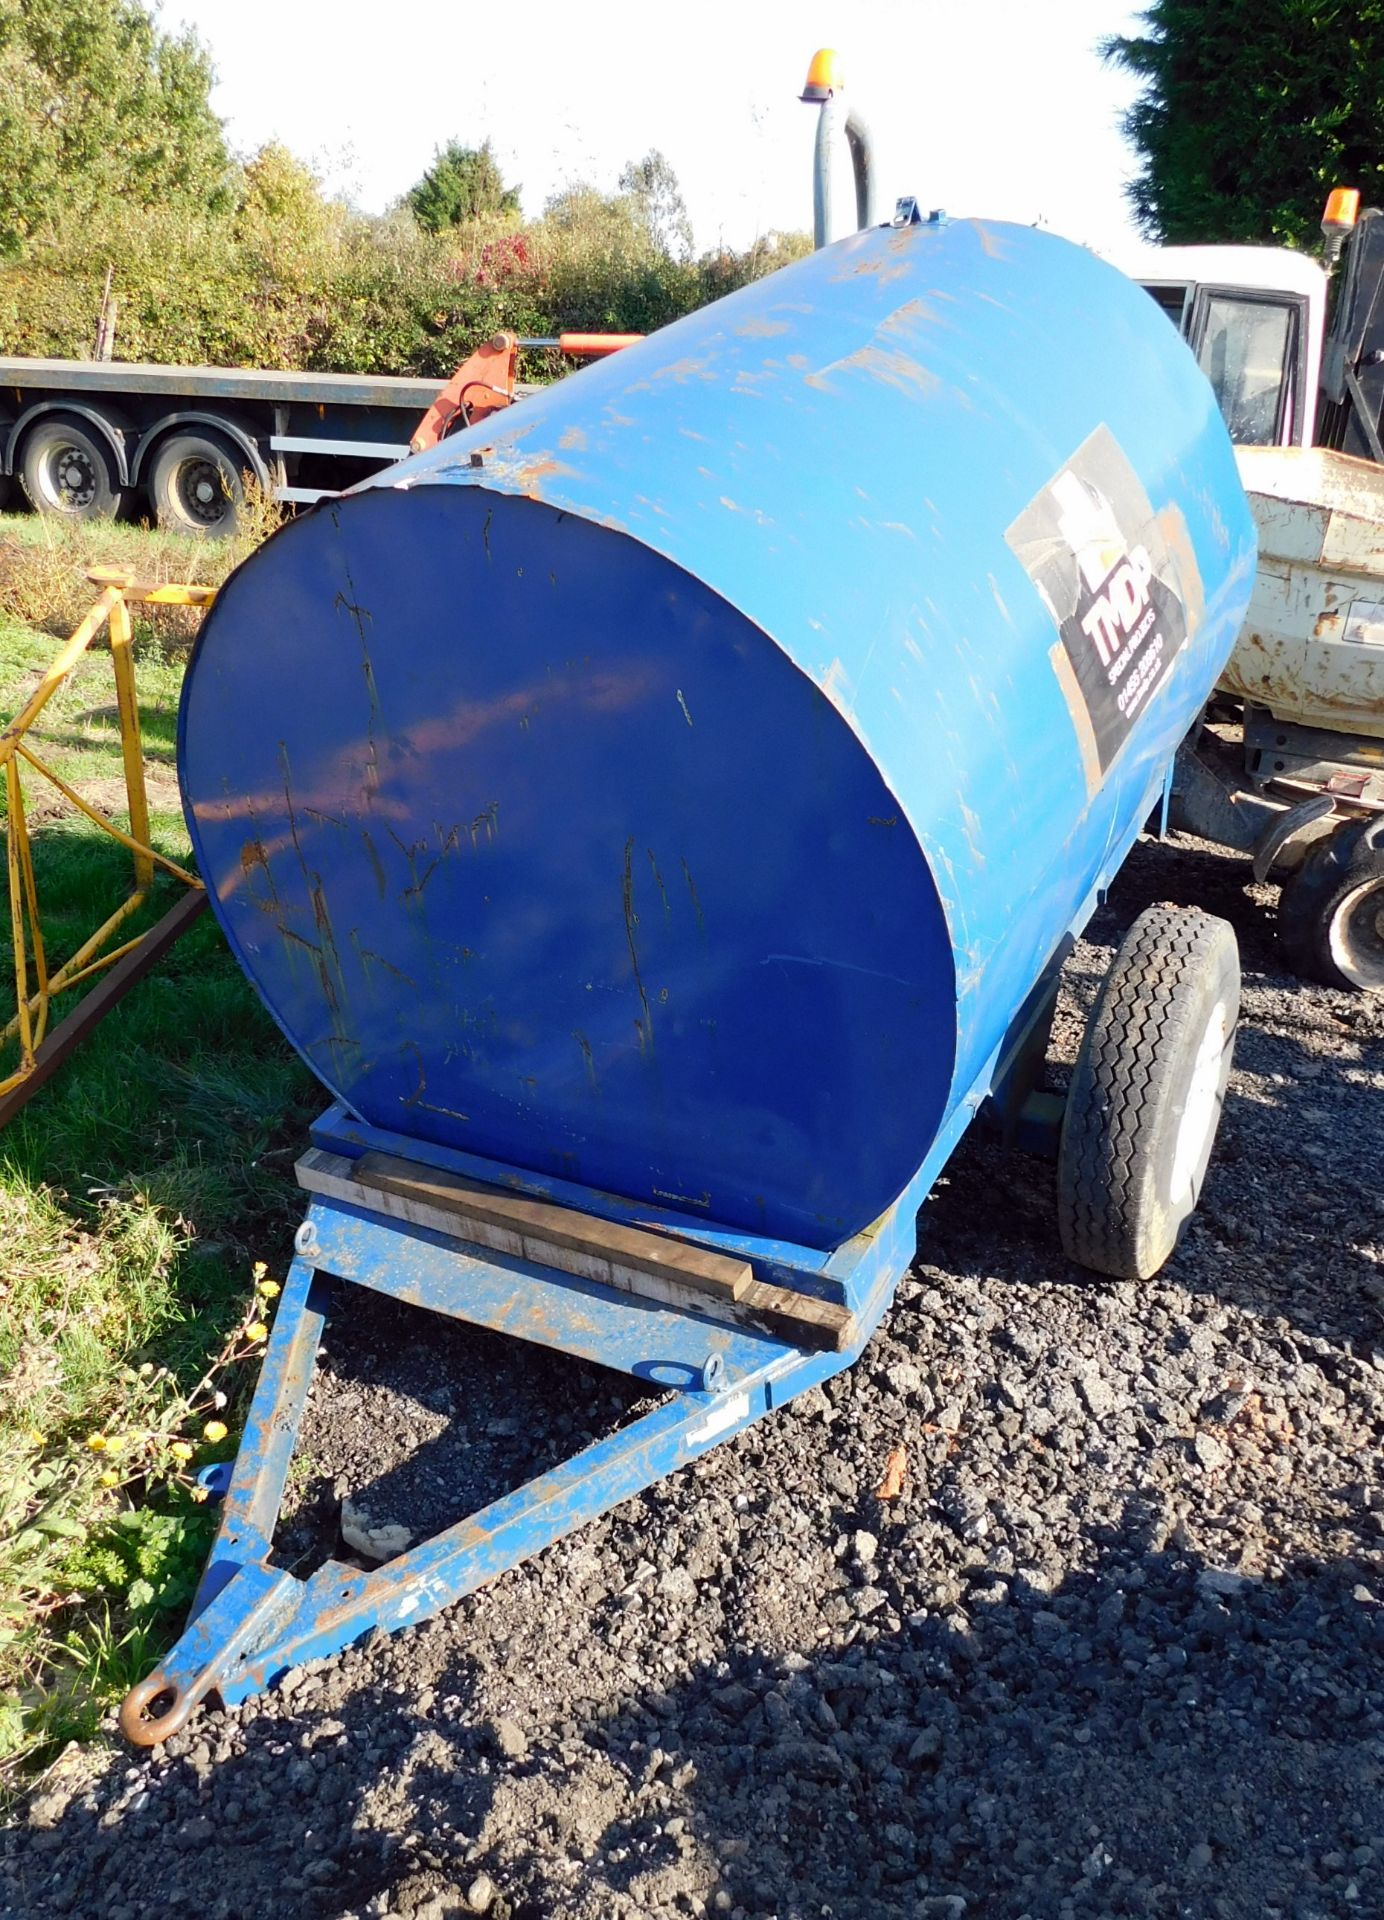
xmin=178 ymin=215 xmax=1256 ymax=1251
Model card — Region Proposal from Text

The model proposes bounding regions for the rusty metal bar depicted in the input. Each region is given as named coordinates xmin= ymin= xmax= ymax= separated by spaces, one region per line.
xmin=0 ymin=891 xmax=208 ymax=1128
xmin=0 ymin=890 xmax=147 ymax=1060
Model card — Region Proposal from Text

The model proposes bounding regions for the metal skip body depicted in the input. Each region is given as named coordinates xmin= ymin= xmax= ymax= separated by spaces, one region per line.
xmin=137 ymin=216 xmax=1257 ymax=1738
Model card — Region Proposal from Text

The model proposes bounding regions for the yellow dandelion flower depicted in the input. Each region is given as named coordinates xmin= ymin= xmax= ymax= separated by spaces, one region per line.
xmin=245 ymin=1322 xmax=268 ymax=1343
xmin=99 ymin=1470 xmax=119 ymax=1488
xmin=103 ymin=1435 xmax=125 ymax=1453
xmin=26 ymin=1428 xmax=44 ymax=1447
xmin=252 ymin=1260 xmax=267 ymax=1280
xmin=256 ymin=1279 xmax=280 ymax=1299
xmin=203 ymin=1419 xmax=228 ymax=1443
xmin=87 ymin=1434 xmax=108 ymax=1453
xmin=169 ymin=1440 xmax=194 ymax=1462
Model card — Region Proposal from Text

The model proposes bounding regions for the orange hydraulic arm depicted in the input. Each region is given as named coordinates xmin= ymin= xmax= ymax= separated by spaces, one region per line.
xmin=410 ymin=331 xmax=644 ymax=454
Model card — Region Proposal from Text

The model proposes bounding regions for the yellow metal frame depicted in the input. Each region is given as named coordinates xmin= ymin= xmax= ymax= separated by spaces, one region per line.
xmin=0 ymin=567 xmax=217 ymax=1102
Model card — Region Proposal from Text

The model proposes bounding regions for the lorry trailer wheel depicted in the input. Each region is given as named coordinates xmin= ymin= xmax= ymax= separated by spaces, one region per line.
xmin=1057 ymin=906 xmax=1239 ymax=1281
xmin=1277 ymin=817 xmax=1384 ymax=994
xmin=149 ymin=430 xmax=247 ymax=536
xmin=20 ymin=416 xmax=125 ymax=521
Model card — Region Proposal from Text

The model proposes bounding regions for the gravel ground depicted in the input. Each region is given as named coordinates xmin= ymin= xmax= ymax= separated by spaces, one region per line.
xmin=4 ymin=834 xmax=1383 ymax=1920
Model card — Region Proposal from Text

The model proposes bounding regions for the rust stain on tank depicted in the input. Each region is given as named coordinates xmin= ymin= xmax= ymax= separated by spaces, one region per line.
xmin=971 ymin=221 xmax=1010 ymax=260
xmin=735 ymin=315 xmax=790 ymax=338
xmin=805 ymin=345 xmax=938 ymax=399
xmin=878 ymin=297 xmax=941 ymax=336
xmin=558 ymin=426 xmax=588 ymax=452
xmin=649 ymin=357 xmax=718 ymax=384
xmin=513 ymin=455 xmax=579 ymax=500
xmin=1155 ymin=502 xmax=1207 ymax=634
xmin=832 ymin=251 xmax=911 ymax=287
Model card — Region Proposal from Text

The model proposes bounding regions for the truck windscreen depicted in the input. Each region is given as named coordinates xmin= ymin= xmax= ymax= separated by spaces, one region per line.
xmin=1194 ymin=296 xmax=1294 ymax=445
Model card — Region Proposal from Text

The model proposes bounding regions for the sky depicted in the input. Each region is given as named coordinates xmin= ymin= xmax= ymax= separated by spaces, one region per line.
xmin=159 ymin=0 xmax=1146 ymax=257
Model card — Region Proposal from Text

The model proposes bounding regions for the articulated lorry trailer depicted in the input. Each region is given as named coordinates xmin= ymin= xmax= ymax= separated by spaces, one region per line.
xmin=0 ymin=331 xmax=641 ymax=536
xmin=0 ymin=357 xmax=446 ymax=533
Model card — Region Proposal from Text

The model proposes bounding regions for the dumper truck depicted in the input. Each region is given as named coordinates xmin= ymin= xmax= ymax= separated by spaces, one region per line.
xmin=1121 ymin=192 xmax=1384 ymax=992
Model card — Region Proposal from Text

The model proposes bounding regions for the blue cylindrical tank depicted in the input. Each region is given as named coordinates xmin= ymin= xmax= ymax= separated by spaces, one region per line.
xmin=178 ymin=217 xmax=1255 ymax=1250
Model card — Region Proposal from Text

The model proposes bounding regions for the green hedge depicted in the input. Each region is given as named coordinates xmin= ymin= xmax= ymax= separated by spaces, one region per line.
xmin=0 ymin=173 xmax=811 ymax=376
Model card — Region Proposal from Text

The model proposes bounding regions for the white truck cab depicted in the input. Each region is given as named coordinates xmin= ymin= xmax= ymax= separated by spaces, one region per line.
xmin=1111 ymin=221 xmax=1384 ymax=993
xmin=1114 ymin=244 xmax=1328 ymax=448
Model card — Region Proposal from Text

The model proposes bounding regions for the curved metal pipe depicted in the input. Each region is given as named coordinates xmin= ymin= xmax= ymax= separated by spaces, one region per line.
xmin=811 ymin=98 xmax=877 ymax=247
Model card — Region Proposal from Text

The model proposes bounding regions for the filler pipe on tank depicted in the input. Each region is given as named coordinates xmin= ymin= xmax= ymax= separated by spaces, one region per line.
xmin=801 ymin=47 xmax=876 ymax=248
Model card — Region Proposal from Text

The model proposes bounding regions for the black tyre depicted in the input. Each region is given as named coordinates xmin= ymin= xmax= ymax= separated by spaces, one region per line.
xmin=19 ymin=416 xmax=125 ymax=520
xmin=1276 ymin=817 xmax=1384 ymax=994
xmin=1057 ymin=906 xmax=1239 ymax=1281
xmin=148 ymin=429 xmax=248 ymax=536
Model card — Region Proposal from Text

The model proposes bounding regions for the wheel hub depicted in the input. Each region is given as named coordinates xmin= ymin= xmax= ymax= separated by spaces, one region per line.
xmin=45 ymin=445 xmax=97 ymax=510
xmin=1330 ymin=877 xmax=1384 ymax=993
xmin=178 ymin=458 xmax=230 ymax=528
xmin=1170 ymin=997 xmax=1230 ymax=1206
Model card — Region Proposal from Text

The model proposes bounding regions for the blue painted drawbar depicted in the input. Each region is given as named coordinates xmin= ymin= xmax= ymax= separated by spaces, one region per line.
xmin=126 ymin=213 xmax=1257 ymax=1741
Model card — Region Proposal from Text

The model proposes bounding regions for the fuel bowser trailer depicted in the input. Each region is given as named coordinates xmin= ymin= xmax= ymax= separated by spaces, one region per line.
xmin=120 ymin=206 xmax=1255 ymax=1743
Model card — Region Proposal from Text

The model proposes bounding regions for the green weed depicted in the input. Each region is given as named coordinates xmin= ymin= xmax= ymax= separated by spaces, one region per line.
xmin=0 ymin=524 xmax=316 ymax=1785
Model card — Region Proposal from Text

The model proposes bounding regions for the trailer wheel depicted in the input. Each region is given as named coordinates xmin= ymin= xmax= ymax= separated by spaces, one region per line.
xmin=148 ymin=430 xmax=247 ymax=536
xmin=20 ymin=416 xmax=125 ymax=521
xmin=1057 ymin=907 xmax=1239 ymax=1281
xmin=1277 ymin=817 xmax=1384 ymax=994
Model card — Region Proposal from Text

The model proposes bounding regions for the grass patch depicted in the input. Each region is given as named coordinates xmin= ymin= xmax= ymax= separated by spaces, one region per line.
xmin=0 ymin=511 xmax=317 ymax=1785
xmin=0 ymin=484 xmax=283 ymax=640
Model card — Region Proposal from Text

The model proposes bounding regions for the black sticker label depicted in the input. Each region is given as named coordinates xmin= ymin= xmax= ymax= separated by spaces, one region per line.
xmin=1005 ymin=424 xmax=1189 ymax=781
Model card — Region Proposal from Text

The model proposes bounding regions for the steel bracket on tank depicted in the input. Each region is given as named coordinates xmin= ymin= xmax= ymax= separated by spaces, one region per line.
xmin=118 ymin=1102 xmax=968 ymax=1746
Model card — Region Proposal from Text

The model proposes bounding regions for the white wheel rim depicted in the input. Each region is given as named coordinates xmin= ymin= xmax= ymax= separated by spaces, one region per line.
xmin=1170 ymin=996 xmax=1229 ymax=1206
xmin=1327 ymin=876 xmax=1384 ymax=993
xmin=38 ymin=442 xmax=97 ymax=510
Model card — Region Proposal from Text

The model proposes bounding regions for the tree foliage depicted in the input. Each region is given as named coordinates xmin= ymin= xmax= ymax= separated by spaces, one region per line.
xmin=0 ymin=0 xmax=232 ymax=257
xmin=0 ymin=54 xmax=808 ymax=377
xmin=619 ymin=149 xmax=694 ymax=260
xmin=406 ymin=139 xmax=521 ymax=233
xmin=1105 ymin=0 xmax=1384 ymax=247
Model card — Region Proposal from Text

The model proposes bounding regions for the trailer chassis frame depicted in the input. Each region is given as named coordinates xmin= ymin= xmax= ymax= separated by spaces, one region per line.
xmin=117 ymin=908 xmax=1092 ymax=1747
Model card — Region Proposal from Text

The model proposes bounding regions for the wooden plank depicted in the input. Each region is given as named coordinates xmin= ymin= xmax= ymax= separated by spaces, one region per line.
xmin=353 ymin=1149 xmax=752 ymax=1301
xmin=295 ymin=1149 xmax=854 ymax=1352
xmin=0 ymin=889 xmax=208 ymax=1129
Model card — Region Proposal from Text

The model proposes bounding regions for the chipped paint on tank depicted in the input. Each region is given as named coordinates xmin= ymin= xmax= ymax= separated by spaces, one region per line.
xmin=804 ymin=343 xmax=938 ymax=398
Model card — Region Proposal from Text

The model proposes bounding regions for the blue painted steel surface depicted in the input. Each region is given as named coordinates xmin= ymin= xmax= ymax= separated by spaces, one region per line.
xmin=119 ymin=1056 xmax=984 ymax=1741
xmin=307 ymin=1198 xmax=793 ymax=1387
xmin=180 ymin=215 xmax=1254 ymax=1250
xmin=121 ymin=1110 xmax=906 ymax=1741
